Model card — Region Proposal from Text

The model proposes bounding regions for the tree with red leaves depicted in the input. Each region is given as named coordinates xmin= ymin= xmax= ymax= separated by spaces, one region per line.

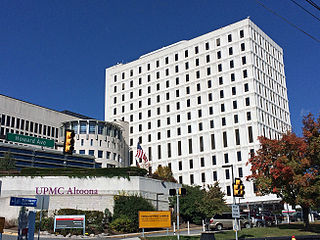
xmin=248 ymin=113 xmax=320 ymax=228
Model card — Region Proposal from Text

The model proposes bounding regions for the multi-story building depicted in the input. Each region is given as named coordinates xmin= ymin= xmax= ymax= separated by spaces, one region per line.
xmin=0 ymin=94 xmax=129 ymax=168
xmin=105 ymin=18 xmax=291 ymax=204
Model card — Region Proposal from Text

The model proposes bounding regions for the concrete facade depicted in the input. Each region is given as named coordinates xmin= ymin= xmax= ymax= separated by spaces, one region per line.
xmin=0 ymin=176 xmax=180 ymax=220
xmin=105 ymin=18 xmax=291 ymax=204
xmin=0 ymin=94 xmax=129 ymax=168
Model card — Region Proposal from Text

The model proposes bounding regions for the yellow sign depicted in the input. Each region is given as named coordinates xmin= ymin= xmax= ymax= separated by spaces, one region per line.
xmin=139 ymin=211 xmax=171 ymax=229
xmin=0 ymin=217 xmax=5 ymax=233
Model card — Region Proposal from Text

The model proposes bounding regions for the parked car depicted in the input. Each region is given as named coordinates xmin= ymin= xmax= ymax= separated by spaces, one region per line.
xmin=205 ymin=212 xmax=252 ymax=231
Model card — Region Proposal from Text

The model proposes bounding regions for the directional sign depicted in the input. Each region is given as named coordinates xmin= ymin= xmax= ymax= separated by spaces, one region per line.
xmin=10 ymin=197 xmax=37 ymax=207
xmin=232 ymin=204 xmax=240 ymax=218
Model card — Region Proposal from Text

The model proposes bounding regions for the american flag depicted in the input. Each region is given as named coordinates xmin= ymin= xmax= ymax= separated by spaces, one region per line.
xmin=135 ymin=142 xmax=149 ymax=167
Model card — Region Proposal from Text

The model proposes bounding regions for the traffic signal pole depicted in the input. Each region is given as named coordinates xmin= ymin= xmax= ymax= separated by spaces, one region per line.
xmin=176 ymin=190 xmax=180 ymax=240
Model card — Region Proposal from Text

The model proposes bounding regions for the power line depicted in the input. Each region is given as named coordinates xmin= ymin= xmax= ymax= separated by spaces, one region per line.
xmin=305 ymin=0 xmax=320 ymax=11
xmin=289 ymin=0 xmax=320 ymax=22
xmin=255 ymin=0 xmax=320 ymax=43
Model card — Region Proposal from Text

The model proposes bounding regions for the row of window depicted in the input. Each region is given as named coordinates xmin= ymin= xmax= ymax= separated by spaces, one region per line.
xmin=63 ymin=121 xmax=123 ymax=139
xmin=130 ymin=127 xmax=254 ymax=161
xmin=123 ymin=96 xmax=251 ymax=127
xmin=177 ymin=150 xmax=250 ymax=172
xmin=113 ymin=30 xmax=246 ymax=82
xmin=113 ymin=55 xmax=248 ymax=95
xmin=78 ymin=149 xmax=121 ymax=161
xmin=0 ymin=114 xmax=58 ymax=138
xmin=179 ymin=165 xmax=243 ymax=184
xmin=251 ymin=28 xmax=283 ymax=62
xmin=129 ymin=110 xmax=253 ymax=146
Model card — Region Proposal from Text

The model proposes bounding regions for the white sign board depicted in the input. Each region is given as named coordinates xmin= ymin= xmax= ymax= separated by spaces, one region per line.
xmin=232 ymin=204 xmax=240 ymax=218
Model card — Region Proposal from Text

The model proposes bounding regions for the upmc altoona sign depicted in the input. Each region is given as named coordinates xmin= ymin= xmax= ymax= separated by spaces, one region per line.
xmin=139 ymin=211 xmax=171 ymax=229
xmin=6 ymin=133 xmax=54 ymax=148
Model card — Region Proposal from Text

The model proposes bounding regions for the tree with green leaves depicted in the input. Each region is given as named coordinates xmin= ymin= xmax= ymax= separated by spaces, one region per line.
xmin=0 ymin=152 xmax=15 ymax=171
xmin=111 ymin=194 xmax=155 ymax=232
xmin=171 ymin=184 xmax=229 ymax=224
xmin=248 ymin=113 xmax=320 ymax=229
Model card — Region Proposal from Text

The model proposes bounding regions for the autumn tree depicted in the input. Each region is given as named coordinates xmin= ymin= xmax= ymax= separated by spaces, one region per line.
xmin=151 ymin=165 xmax=177 ymax=183
xmin=248 ymin=114 xmax=320 ymax=228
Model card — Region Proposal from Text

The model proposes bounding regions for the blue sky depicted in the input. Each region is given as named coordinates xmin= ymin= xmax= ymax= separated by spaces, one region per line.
xmin=1 ymin=0 xmax=319 ymax=136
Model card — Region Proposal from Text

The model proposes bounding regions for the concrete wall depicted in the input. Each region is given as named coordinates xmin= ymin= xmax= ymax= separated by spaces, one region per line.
xmin=0 ymin=176 xmax=180 ymax=220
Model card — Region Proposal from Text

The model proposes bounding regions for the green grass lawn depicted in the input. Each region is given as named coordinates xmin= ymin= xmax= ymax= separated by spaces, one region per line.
xmin=144 ymin=223 xmax=320 ymax=240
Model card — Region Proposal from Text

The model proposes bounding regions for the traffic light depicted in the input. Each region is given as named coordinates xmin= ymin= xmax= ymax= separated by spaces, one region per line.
xmin=233 ymin=178 xmax=245 ymax=197
xmin=63 ymin=129 xmax=75 ymax=155
xmin=169 ymin=188 xmax=187 ymax=196
xmin=169 ymin=189 xmax=176 ymax=196
xmin=178 ymin=188 xmax=186 ymax=195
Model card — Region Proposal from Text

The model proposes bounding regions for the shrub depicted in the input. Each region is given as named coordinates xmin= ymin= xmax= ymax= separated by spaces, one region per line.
xmin=112 ymin=194 xmax=155 ymax=232
xmin=110 ymin=216 xmax=136 ymax=233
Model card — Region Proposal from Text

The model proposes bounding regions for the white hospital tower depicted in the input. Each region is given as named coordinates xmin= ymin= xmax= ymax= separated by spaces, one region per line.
xmin=105 ymin=18 xmax=291 ymax=204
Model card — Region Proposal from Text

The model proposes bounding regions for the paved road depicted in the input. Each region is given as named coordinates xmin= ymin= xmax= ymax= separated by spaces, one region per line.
xmin=1 ymin=228 xmax=205 ymax=240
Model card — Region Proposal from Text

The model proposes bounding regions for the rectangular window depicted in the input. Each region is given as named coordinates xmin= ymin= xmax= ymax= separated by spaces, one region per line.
xmin=228 ymin=34 xmax=232 ymax=42
xmin=234 ymin=114 xmax=239 ymax=123
xmin=218 ymin=64 xmax=222 ymax=72
xmin=231 ymin=73 xmax=235 ymax=82
xmin=238 ymin=167 xmax=243 ymax=178
xmin=212 ymin=155 xmax=216 ymax=165
xmin=190 ymin=174 xmax=194 ymax=184
xmin=223 ymin=131 xmax=228 ymax=147
xmin=240 ymin=30 xmax=244 ymax=38
xmin=205 ymin=42 xmax=209 ymax=50
xmin=98 ymin=150 xmax=103 ymax=158
xmin=242 ymin=56 xmax=247 ymax=65
xmin=244 ymin=83 xmax=249 ymax=92
xmin=221 ymin=104 xmax=225 ymax=112
xmin=233 ymin=101 xmax=237 ymax=109
xmin=235 ymin=129 xmax=240 ymax=145
xmin=241 ymin=43 xmax=245 ymax=51
xmin=200 ymin=157 xmax=205 ymax=167
xmin=216 ymin=38 xmax=220 ymax=46
xmin=230 ymin=60 xmax=234 ymax=68
xmin=232 ymin=87 xmax=236 ymax=95
xmin=224 ymin=153 xmax=229 ymax=163
xmin=247 ymin=111 xmax=251 ymax=120
xmin=217 ymin=51 xmax=221 ymax=59
xmin=245 ymin=97 xmax=250 ymax=106
xmin=248 ymin=126 xmax=253 ymax=143
xmin=179 ymin=161 xmax=182 ymax=171
xmin=210 ymin=120 xmax=214 ymax=128
xmin=195 ymin=46 xmax=199 ymax=54
xmin=213 ymin=171 xmax=217 ymax=181
xmin=201 ymin=172 xmax=206 ymax=183
xmin=243 ymin=69 xmax=248 ymax=78
xmin=225 ymin=169 xmax=230 ymax=179
xmin=227 ymin=186 xmax=231 ymax=196
xmin=237 ymin=151 xmax=242 ymax=161
xmin=185 ymin=50 xmax=188 ymax=58
xmin=199 ymin=136 xmax=204 ymax=152
xmin=178 ymin=141 xmax=182 ymax=156
xmin=158 ymin=145 xmax=162 ymax=159
xmin=189 ymin=159 xmax=193 ymax=169
xmin=219 ymin=76 xmax=223 ymax=85
xmin=188 ymin=139 xmax=193 ymax=154
xmin=229 ymin=47 xmax=233 ymax=55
